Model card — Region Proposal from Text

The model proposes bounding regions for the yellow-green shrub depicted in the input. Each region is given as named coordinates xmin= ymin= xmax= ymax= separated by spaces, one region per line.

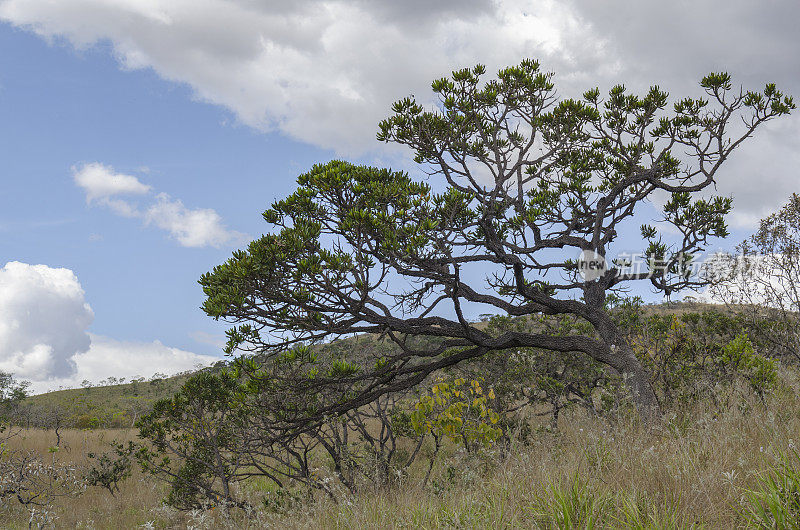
xmin=411 ymin=378 xmax=502 ymax=454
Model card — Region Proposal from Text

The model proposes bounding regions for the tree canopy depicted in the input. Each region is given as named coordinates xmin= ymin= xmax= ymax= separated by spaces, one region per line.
xmin=200 ymin=59 xmax=793 ymax=426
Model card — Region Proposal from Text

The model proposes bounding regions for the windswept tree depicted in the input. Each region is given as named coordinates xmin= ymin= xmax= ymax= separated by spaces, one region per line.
xmin=201 ymin=60 xmax=793 ymax=426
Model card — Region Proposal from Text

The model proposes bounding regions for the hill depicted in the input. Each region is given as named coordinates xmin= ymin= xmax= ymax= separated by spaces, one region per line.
xmin=18 ymin=300 xmax=735 ymax=429
xmin=21 ymin=372 xmax=196 ymax=428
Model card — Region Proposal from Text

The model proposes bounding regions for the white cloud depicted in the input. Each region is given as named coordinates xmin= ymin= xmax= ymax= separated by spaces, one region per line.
xmin=73 ymin=162 xmax=247 ymax=248
xmin=0 ymin=0 xmax=599 ymax=156
xmin=0 ymin=261 xmax=93 ymax=380
xmin=3 ymin=0 xmax=798 ymax=227
xmin=144 ymin=192 xmax=246 ymax=248
xmin=73 ymin=161 xmax=151 ymax=202
xmin=27 ymin=334 xmax=219 ymax=394
xmin=0 ymin=261 xmax=220 ymax=394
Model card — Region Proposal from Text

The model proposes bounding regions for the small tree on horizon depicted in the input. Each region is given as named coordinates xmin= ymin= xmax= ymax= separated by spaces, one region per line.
xmin=200 ymin=59 xmax=793 ymax=427
xmin=709 ymin=193 xmax=800 ymax=362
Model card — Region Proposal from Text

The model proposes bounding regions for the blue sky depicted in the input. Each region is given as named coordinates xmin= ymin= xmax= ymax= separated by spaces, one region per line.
xmin=0 ymin=25 xmax=338 ymax=390
xmin=0 ymin=26 xmax=329 ymax=347
xmin=0 ymin=1 xmax=797 ymax=392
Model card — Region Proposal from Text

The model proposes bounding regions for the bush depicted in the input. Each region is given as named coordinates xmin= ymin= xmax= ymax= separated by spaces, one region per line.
xmin=632 ymin=313 xmax=778 ymax=407
xmin=85 ymin=441 xmax=136 ymax=496
xmin=135 ymin=365 xmax=427 ymax=509
xmin=411 ymin=377 xmax=502 ymax=455
xmin=457 ymin=314 xmax=611 ymax=431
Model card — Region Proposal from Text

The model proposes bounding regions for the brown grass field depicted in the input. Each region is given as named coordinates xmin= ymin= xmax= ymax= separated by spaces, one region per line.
xmin=3 ymin=369 xmax=800 ymax=528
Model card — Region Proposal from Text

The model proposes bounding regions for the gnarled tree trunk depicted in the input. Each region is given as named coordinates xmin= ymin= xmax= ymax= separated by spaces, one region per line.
xmin=614 ymin=342 xmax=660 ymax=424
xmin=585 ymin=303 xmax=661 ymax=424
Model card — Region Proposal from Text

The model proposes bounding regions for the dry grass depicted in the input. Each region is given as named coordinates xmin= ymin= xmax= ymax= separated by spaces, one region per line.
xmin=1 ymin=429 xmax=176 ymax=529
xmin=271 ymin=391 xmax=797 ymax=529
xmin=3 ymin=376 xmax=800 ymax=528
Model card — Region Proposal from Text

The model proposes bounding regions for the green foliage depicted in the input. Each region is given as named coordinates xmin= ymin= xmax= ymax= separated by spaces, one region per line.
xmin=411 ymin=378 xmax=502 ymax=453
xmin=85 ymin=441 xmax=136 ymax=497
xmin=721 ymin=334 xmax=778 ymax=397
xmin=631 ymin=312 xmax=778 ymax=406
xmin=710 ymin=193 xmax=800 ymax=365
xmin=135 ymin=361 xmax=427 ymax=509
xmin=21 ymin=371 xmax=193 ymax=430
xmin=459 ymin=314 xmax=610 ymax=430
xmin=461 ymin=305 xmax=779 ymax=426
xmin=0 ymin=372 xmax=29 ymax=406
xmin=136 ymin=57 xmax=798 ymax=509
xmin=1 ymin=372 xmax=29 ymax=432
xmin=136 ymin=370 xmax=248 ymax=509
xmin=197 ymin=57 xmax=794 ymax=428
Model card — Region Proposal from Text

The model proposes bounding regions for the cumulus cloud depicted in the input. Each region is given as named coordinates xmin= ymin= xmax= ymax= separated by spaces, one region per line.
xmin=73 ymin=161 xmax=151 ymax=202
xmin=27 ymin=334 xmax=219 ymax=394
xmin=0 ymin=261 xmax=220 ymax=393
xmin=72 ymin=162 xmax=247 ymax=248
xmin=0 ymin=261 xmax=93 ymax=380
xmin=3 ymin=0 xmax=798 ymax=226
xmin=144 ymin=193 xmax=243 ymax=248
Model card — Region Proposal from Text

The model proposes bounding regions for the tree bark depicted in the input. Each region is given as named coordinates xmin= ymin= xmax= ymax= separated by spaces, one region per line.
xmin=614 ymin=342 xmax=661 ymax=424
xmin=585 ymin=305 xmax=661 ymax=424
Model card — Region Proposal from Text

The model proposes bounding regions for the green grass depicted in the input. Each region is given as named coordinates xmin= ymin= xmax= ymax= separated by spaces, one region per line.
xmin=742 ymin=449 xmax=800 ymax=528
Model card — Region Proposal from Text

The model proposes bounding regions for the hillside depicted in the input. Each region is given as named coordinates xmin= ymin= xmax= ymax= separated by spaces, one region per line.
xmin=5 ymin=300 xmax=800 ymax=528
xmin=21 ymin=372 xmax=195 ymax=428
xmin=4 ymin=371 xmax=800 ymax=528
xmin=19 ymin=300 xmax=730 ymax=429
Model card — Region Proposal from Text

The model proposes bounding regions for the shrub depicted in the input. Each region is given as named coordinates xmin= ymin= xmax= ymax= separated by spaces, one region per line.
xmin=632 ymin=313 xmax=778 ymax=407
xmin=411 ymin=377 xmax=502 ymax=455
xmin=458 ymin=314 xmax=611 ymax=431
xmin=85 ymin=441 xmax=136 ymax=497
xmin=136 ymin=365 xmax=427 ymax=509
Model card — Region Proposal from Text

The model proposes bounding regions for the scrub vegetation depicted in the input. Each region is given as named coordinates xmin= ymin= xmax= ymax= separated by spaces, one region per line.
xmin=2 ymin=60 xmax=798 ymax=528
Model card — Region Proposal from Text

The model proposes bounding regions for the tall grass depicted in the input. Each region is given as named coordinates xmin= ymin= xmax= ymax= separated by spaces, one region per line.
xmin=741 ymin=448 xmax=800 ymax=528
xmin=3 ymin=377 xmax=800 ymax=528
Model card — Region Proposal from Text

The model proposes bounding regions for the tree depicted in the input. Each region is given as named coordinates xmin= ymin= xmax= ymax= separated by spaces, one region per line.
xmin=1 ymin=372 xmax=85 ymax=527
xmin=455 ymin=313 xmax=612 ymax=430
xmin=200 ymin=59 xmax=793 ymax=426
xmin=136 ymin=367 xmax=427 ymax=508
xmin=0 ymin=372 xmax=28 ymax=417
xmin=709 ymin=194 xmax=800 ymax=362
xmin=1 ymin=371 xmax=29 ymax=443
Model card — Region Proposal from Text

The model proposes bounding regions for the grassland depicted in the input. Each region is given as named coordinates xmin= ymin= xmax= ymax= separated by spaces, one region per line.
xmin=20 ymin=373 xmax=193 ymax=428
xmin=4 ymin=301 xmax=797 ymax=528
xmin=3 ymin=373 xmax=800 ymax=528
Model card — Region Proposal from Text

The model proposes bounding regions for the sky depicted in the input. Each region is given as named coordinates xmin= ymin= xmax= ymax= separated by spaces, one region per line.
xmin=0 ymin=1 xmax=798 ymax=393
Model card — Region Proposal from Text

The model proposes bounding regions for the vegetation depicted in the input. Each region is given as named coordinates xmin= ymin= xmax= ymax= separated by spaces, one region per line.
xmin=1 ymin=60 xmax=797 ymax=528
xmin=710 ymin=192 xmax=800 ymax=363
xmin=2 ymin=365 xmax=800 ymax=528
xmin=199 ymin=60 xmax=792 ymax=428
xmin=19 ymin=371 xmax=197 ymax=430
